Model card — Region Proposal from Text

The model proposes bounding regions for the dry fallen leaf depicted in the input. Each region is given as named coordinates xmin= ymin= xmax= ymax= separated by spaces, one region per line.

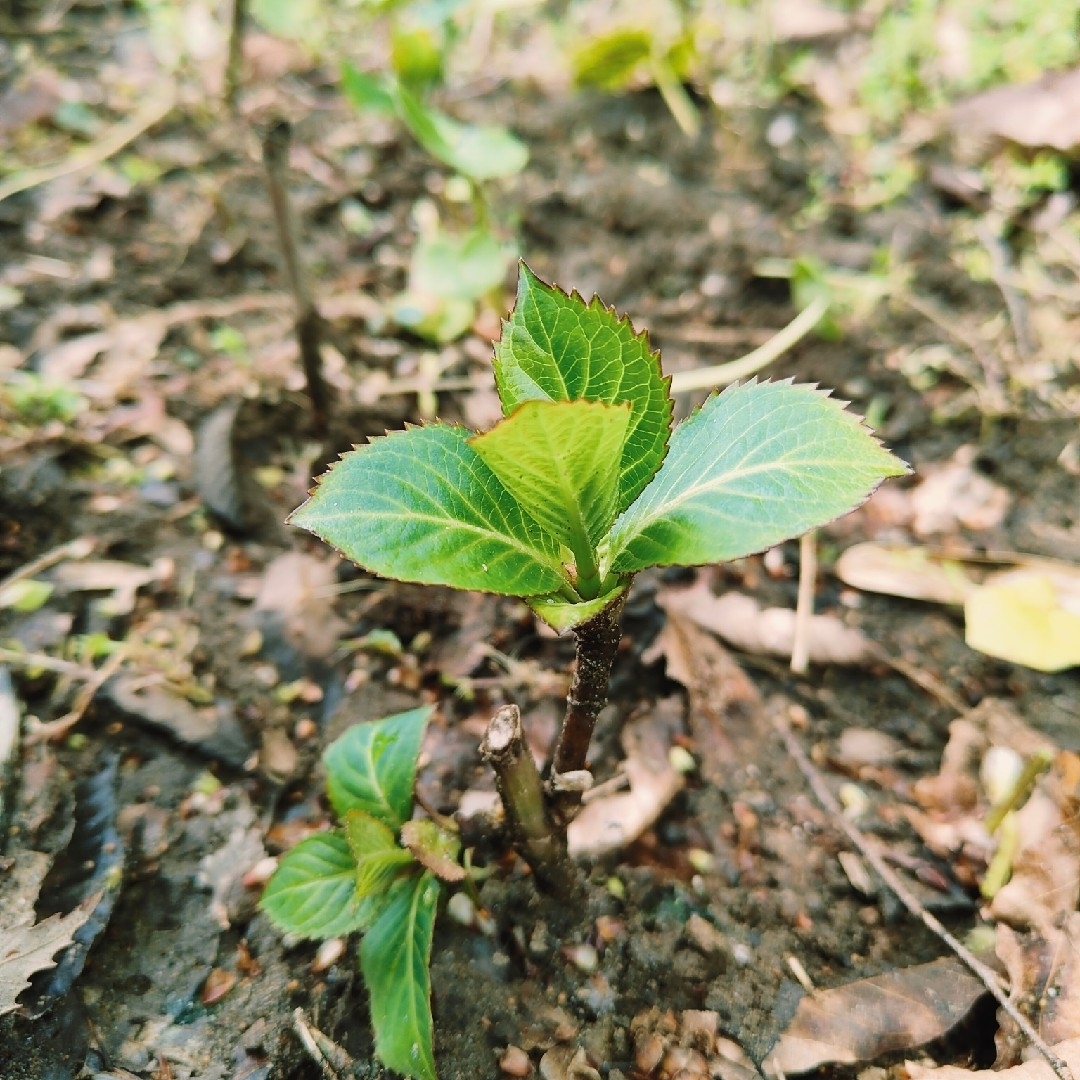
xmin=761 ymin=958 xmax=988 ymax=1077
xmin=646 ymin=597 xmax=764 ymax=779
xmin=52 ymin=557 xmax=172 ymax=616
xmin=949 ymin=66 xmax=1080 ymax=159
xmin=909 ymin=448 xmax=1011 ymax=537
xmin=964 ymin=567 xmax=1080 ymax=672
xmin=663 ymin=577 xmax=872 ymax=665
xmin=253 ymin=552 xmax=348 ymax=660
xmin=907 ymin=1038 xmax=1080 ymax=1080
xmin=835 ymin=543 xmax=977 ymax=606
xmin=0 ymin=851 xmax=95 ymax=1016
xmin=567 ymin=700 xmax=685 ymax=858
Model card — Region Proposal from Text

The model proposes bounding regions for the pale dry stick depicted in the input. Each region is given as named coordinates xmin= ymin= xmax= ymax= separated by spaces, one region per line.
xmin=668 ymin=295 xmax=829 ymax=394
xmin=790 ymin=530 xmax=817 ymax=675
xmin=0 ymin=537 xmax=95 ymax=595
xmin=25 ymin=645 xmax=129 ymax=745
xmin=864 ymin=642 xmax=968 ymax=716
xmin=291 ymin=1009 xmax=349 ymax=1080
xmin=976 ymin=218 xmax=1037 ymax=363
xmin=0 ymin=647 xmax=99 ymax=681
xmin=0 ymin=85 xmax=176 ymax=205
xmin=775 ymin=717 xmax=1076 ymax=1080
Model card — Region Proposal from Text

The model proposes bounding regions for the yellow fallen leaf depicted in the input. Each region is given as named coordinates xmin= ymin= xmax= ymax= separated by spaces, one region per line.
xmin=965 ymin=569 xmax=1080 ymax=672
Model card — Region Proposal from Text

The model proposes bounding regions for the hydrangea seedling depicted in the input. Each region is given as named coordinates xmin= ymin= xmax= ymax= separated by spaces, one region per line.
xmin=290 ymin=263 xmax=908 ymax=887
xmin=261 ymin=707 xmax=460 ymax=1080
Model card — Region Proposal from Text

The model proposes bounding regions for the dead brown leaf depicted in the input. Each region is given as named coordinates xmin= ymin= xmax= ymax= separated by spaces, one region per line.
xmin=907 ymin=1038 xmax=1080 ymax=1080
xmin=761 ymin=958 xmax=988 ymax=1077
xmin=646 ymin=597 xmax=764 ymax=779
xmin=253 ymin=552 xmax=348 ymax=660
xmin=950 ymin=67 xmax=1080 ymax=159
xmin=567 ymin=699 xmax=685 ymax=858
xmin=0 ymin=851 xmax=96 ymax=1016
xmin=661 ymin=577 xmax=872 ymax=665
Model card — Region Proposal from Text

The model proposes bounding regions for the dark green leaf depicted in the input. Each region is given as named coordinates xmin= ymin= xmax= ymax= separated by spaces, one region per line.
xmin=609 ymin=380 xmax=909 ymax=572
xmin=494 ymin=263 xmax=672 ymax=513
xmin=290 ymin=423 xmax=568 ymax=597
xmin=259 ymin=832 xmax=378 ymax=939
xmin=360 ymin=872 xmax=440 ymax=1080
xmin=324 ymin=707 xmax=432 ymax=829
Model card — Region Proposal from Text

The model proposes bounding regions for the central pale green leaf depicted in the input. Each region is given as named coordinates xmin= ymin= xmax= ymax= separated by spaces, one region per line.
xmin=290 ymin=423 xmax=567 ymax=598
xmin=469 ymin=399 xmax=631 ymax=559
xmin=360 ymin=872 xmax=441 ymax=1080
xmin=493 ymin=264 xmax=672 ymax=513
xmin=608 ymin=380 xmax=909 ymax=572
xmin=344 ymin=810 xmax=415 ymax=898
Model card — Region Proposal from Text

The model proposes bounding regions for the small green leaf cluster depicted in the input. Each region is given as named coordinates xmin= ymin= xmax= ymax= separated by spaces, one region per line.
xmin=261 ymin=707 xmax=456 ymax=1080
xmin=341 ymin=62 xmax=527 ymax=343
xmin=292 ymin=264 xmax=908 ymax=632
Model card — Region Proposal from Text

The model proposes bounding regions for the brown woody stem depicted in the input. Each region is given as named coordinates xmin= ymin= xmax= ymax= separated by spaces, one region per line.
xmin=480 ymin=705 xmax=580 ymax=896
xmin=262 ymin=120 xmax=330 ymax=436
xmin=549 ymin=591 xmax=627 ymax=822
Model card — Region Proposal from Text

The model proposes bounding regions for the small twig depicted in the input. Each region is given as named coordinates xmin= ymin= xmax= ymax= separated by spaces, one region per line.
xmin=976 ymin=219 xmax=1037 ymax=363
xmin=0 ymin=84 xmax=176 ymax=205
xmin=669 ymin=295 xmax=829 ymax=394
xmin=776 ymin=716 xmax=1076 ymax=1080
xmin=25 ymin=645 xmax=128 ymax=745
xmin=291 ymin=1009 xmax=350 ymax=1080
xmin=225 ymin=0 xmax=247 ymax=113
xmin=865 ymin=643 xmax=968 ymax=716
xmin=262 ymin=120 xmax=329 ymax=436
xmin=790 ymin=531 xmax=817 ymax=675
xmin=0 ymin=647 xmax=99 ymax=681
xmin=480 ymin=704 xmax=581 ymax=896
xmin=0 ymin=537 xmax=94 ymax=595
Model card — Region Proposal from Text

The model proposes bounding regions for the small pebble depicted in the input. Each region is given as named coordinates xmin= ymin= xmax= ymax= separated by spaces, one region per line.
xmin=499 ymin=1045 xmax=533 ymax=1077
xmin=312 ymin=937 xmax=345 ymax=972
xmin=447 ymin=891 xmax=476 ymax=927
xmin=564 ymin=943 xmax=598 ymax=974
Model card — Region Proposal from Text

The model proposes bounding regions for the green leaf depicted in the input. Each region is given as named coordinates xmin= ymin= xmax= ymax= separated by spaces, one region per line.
xmin=324 ymin=707 xmax=433 ymax=830
xmin=290 ymin=423 xmax=567 ymax=597
xmin=259 ymin=832 xmax=378 ymax=939
xmin=396 ymin=84 xmax=528 ymax=181
xmin=608 ymin=381 xmax=909 ymax=572
xmin=470 ymin=399 xmax=631 ymax=560
xmin=528 ymin=581 xmax=629 ymax=632
xmin=494 ymin=264 xmax=672 ymax=514
xmin=340 ymin=62 xmax=397 ymax=115
xmin=410 ymin=226 xmax=513 ymax=303
xmin=344 ymin=810 xmax=416 ymax=896
xmin=572 ymin=28 xmax=653 ymax=89
xmin=360 ymin=872 xmax=441 ymax=1080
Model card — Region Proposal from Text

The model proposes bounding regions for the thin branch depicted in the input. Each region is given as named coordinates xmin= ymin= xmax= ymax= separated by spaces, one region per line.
xmin=0 ymin=84 xmax=176 ymax=205
xmin=0 ymin=537 xmax=94 ymax=595
xmin=669 ymin=295 xmax=829 ymax=394
xmin=262 ymin=120 xmax=329 ymax=435
xmin=790 ymin=530 xmax=816 ymax=675
xmin=775 ymin=715 xmax=1075 ymax=1080
xmin=225 ymin=0 xmax=248 ymax=113
xmin=549 ymin=596 xmax=626 ymax=823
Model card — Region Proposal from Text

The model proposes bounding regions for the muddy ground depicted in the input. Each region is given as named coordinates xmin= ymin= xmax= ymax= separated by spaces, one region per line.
xmin=1 ymin=5 xmax=1079 ymax=1080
